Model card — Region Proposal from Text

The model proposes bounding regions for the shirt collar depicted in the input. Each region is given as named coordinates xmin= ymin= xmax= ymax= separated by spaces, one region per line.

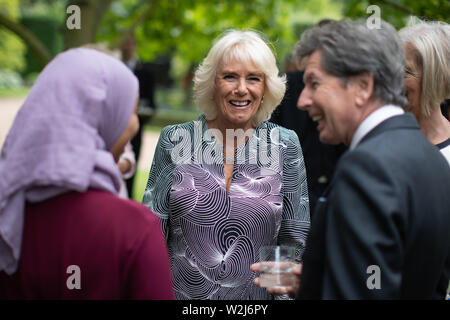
xmin=350 ymin=104 xmax=405 ymax=150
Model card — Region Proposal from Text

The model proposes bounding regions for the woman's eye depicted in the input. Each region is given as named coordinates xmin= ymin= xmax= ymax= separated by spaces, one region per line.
xmin=248 ymin=77 xmax=261 ymax=82
xmin=406 ymin=70 xmax=417 ymax=78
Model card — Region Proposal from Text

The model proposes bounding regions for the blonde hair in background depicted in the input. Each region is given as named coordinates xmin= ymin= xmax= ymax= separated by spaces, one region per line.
xmin=193 ymin=29 xmax=286 ymax=127
xmin=399 ymin=17 xmax=450 ymax=117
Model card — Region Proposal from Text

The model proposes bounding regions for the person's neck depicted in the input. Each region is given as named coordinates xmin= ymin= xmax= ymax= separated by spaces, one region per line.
xmin=417 ymin=107 xmax=450 ymax=145
xmin=345 ymin=101 xmax=383 ymax=146
xmin=206 ymin=118 xmax=255 ymax=157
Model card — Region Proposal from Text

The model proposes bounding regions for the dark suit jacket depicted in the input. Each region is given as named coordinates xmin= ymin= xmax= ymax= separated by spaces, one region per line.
xmin=297 ymin=113 xmax=450 ymax=299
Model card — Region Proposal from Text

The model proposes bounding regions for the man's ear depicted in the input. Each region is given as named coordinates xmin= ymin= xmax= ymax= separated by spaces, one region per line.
xmin=352 ymin=72 xmax=374 ymax=107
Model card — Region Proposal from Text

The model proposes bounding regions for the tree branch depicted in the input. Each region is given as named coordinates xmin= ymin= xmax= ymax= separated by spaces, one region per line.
xmin=0 ymin=13 xmax=52 ymax=67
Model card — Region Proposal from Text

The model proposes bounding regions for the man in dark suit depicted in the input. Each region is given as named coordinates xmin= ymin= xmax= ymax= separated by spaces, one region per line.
xmin=290 ymin=20 xmax=450 ymax=299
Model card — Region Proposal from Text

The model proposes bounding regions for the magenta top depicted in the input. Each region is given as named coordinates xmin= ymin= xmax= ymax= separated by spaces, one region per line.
xmin=0 ymin=189 xmax=175 ymax=300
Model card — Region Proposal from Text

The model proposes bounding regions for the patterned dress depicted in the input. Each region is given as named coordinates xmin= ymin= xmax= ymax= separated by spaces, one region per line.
xmin=143 ymin=115 xmax=310 ymax=300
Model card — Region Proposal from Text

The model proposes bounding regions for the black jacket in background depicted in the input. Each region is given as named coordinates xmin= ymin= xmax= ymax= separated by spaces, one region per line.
xmin=271 ymin=71 xmax=346 ymax=215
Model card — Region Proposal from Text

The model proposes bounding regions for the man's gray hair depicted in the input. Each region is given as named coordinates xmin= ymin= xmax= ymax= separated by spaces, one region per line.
xmin=294 ymin=19 xmax=407 ymax=108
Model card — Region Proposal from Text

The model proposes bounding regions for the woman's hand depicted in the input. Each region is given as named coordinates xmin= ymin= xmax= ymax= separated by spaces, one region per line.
xmin=117 ymin=159 xmax=132 ymax=175
xmin=250 ymin=262 xmax=302 ymax=298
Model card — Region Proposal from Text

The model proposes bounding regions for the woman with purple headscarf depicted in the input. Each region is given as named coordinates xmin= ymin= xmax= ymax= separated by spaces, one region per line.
xmin=0 ymin=48 xmax=174 ymax=299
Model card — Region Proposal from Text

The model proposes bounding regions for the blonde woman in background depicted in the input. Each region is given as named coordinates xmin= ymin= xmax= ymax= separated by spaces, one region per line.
xmin=399 ymin=19 xmax=450 ymax=164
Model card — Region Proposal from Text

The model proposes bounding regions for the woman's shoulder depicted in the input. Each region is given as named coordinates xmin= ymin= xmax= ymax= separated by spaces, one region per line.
xmin=72 ymin=189 xmax=160 ymax=225
xmin=35 ymin=190 xmax=161 ymax=238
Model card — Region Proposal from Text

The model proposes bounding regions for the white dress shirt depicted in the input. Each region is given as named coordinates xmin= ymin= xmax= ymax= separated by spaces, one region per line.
xmin=350 ymin=105 xmax=405 ymax=150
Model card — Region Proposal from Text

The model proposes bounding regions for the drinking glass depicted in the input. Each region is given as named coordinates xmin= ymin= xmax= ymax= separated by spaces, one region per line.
xmin=258 ymin=245 xmax=297 ymax=288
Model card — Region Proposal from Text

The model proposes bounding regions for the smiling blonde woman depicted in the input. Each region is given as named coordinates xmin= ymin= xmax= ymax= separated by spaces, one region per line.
xmin=142 ymin=30 xmax=310 ymax=300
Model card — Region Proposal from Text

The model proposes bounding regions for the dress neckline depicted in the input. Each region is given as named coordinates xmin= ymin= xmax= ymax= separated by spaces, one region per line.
xmin=198 ymin=114 xmax=264 ymax=160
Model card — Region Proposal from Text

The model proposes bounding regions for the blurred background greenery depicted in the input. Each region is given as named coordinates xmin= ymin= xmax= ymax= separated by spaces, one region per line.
xmin=2 ymin=0 xmax=448 ymax=98
xmin=2 ymin=0 xmax=449 ymax=97
xmin=1 ymin=0 xmax=448 ymax=200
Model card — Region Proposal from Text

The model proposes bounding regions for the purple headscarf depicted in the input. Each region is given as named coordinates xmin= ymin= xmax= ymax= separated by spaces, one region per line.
xmin=0 ymin=48 xmax=139 ymax=274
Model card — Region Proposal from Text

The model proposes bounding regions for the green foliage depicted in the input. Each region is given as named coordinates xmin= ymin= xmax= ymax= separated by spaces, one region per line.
xmin=20 ymin=0 xmax=67 ymax=17
xmin=0 ymin=69 xmax=23 ymax=89
xmin=0 ymin=86 xmax=30 ymax=97
xmin=0 ymin=0 xmax=26 ymax=71
xmin=99 ymin=0 xmax=343 ymax=80
xmin=20 ymin=15 xmax=64 ymax=75
xmin=401 ymin=0 xmax=450 ymax=23
xmin=21 ymin=15 xmax=63 ymax=74
xmin=341 ymin=0 xmax=449 ymax=29
xmin=18 ymin=0 xmax=65 ymax=74
xmin=132 ymin=168 xmax=148 ymax=201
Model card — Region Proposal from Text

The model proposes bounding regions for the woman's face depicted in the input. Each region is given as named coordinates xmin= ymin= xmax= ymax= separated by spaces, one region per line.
xmin=109 ymin=99 xmax=139 ymax=162
xmin=213 ymin=59 xmax=265 ymax=130
xmin=403 ymin=45 xmax=422 ymax=118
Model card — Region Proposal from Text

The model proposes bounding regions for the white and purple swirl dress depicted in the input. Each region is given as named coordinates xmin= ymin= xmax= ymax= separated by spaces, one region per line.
xmin=143 ymin=115 xmax=310 ymax=300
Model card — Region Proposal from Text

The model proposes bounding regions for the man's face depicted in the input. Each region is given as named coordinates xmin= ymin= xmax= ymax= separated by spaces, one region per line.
xmin=297 ymin=50 xmax=360 ymax=145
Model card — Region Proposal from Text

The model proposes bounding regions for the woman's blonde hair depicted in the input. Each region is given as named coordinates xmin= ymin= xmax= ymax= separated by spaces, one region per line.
xmin=193 ymin=29 xmax=286 ymax=126
xmin=399 ymin=18 xmax=450 ymax=117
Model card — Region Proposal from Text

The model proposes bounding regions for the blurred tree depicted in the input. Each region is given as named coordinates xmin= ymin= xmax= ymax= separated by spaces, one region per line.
xmin=0 ymin=0 xmax=114 ymax=68
xmin=21 ymin=14 xmax=63 ymax=75
xmin=99 ymin=0 xmax=343 ymax=80
xmin=0 ymin=0 xmax=60 ymax=68
xmin=342 ymin=0 xmax=449 ymax=28
xmin=63 ymin=0 xmax=113 ymax=48
xmin=1 ymin=0 xmax=344 ymax=73
xmin=0 ymin=0 xmax=27 ymax=71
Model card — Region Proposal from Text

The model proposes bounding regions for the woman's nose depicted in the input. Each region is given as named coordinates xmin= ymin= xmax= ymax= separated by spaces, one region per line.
xmin=235 ymin=78 xmax=248 ymax=95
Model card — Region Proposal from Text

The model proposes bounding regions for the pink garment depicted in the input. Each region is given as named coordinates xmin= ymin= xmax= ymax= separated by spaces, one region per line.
xmin=0 ymin=189 xmax=174 ymax=299
xmin=119 ymin=142 xmax=136 ymax=199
